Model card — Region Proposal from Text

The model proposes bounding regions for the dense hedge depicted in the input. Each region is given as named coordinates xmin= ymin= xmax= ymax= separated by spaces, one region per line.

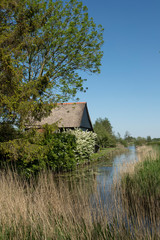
xmin=0 ymin=125 xmax=97 ymax=176
xmin=0 ymin=126 xmax=77 ymax=176
xmin=44 ymin=133 xmax=77 ymax=172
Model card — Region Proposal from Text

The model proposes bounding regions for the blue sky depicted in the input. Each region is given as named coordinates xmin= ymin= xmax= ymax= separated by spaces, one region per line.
xmin=76 ymin=0 xmax=160 ymax=138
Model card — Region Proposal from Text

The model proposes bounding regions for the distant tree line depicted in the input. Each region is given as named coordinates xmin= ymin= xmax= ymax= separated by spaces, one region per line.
xmin=93 ymin=118 xmax=160 ymax=148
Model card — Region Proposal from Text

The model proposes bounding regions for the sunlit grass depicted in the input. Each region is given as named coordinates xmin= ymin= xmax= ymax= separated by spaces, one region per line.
xmin=118 ymin=146 xmax=160 ymax=234
xmin=0 ymin=146 xmax=159 ymax=239
xmin=91 ymin=145 xmax=128 ymax=162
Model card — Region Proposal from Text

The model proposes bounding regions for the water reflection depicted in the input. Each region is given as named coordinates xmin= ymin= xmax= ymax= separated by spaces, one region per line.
xmin=90 ymin=146 xmax=139 ymax=225
xmin=57 ymin=146 xmax=138 ymax=209
xmin=96 ymin=145 xmax=138 ymax=198
xmin=56 ymin=146 xmax=160 ymax=235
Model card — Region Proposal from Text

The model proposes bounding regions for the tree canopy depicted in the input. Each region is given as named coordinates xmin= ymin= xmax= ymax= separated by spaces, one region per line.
xmin=94 ymin=118 xmax=116 ymax=148
xmin=0 ymin=0 xmax=103 ymax=128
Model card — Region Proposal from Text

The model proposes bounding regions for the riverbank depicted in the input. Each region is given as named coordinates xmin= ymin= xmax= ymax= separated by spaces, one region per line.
xmin=0 ymin=146 xmax=159 ymax=239
xmin=119 ymin=145 xmax=160 ymax=232
xmin=90 ymin=144 xmax=129 ymax=162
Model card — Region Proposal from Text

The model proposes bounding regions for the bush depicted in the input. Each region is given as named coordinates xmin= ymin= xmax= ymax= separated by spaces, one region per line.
xmin=0 ymin=125 xmax=77 ymax=176
xmin=0 ymin=139 xmax=48 ymax=177
xmin=65 ymin=129 xmax=97 ymax=163
xmin=44 ymin=132 xmax=77 ymax=172
xmin=0 ymin=124 xmax=97 ymax=175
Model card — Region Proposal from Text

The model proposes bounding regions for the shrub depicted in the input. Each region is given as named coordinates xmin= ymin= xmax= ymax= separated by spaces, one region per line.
xmin=0 ymin=124 xmax=97 ymax=175
xmin=0 ymin=126 xmax=77 ymax=175
xmin=0 ymin=139 xmax=48 ymax=177
xmin=44 ymin=132 xmax=77 ymax=172
xmin=65 ymin=129 xmax=97 ymax=163
xmin=93 ymin=118 xmax=116 ymax=148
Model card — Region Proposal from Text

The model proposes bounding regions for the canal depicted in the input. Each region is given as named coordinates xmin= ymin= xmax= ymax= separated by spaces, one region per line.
xmin=58 ymin=145 xmax=138 ymax=211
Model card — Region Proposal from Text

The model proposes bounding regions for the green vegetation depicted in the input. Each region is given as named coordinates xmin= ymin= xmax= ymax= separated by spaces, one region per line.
xmin=0 ymin=123 xmax=22 ymax=142
xmin=91 ymin=146 xmax=128 ymax=162
xmin=94 ymin=117 xmax=116 ymax=148
xmin=121 ymin=146 xmax=160 ymax=221
xmin=0 ymin=125 xmax=97 ymax=176
xmin=116 ymin=132 xmax=160 ymax=147
xmin=65 ymin=129 xmax=97 ymax=163
xmin=0 ymin=0 xmax=104 ymax=176
xmin=0 ymin=0 xmax=103 ymax=128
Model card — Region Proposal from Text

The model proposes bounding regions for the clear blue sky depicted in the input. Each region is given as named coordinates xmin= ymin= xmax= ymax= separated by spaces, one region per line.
xmin=76 ymin=0 xmax=160 ymax=139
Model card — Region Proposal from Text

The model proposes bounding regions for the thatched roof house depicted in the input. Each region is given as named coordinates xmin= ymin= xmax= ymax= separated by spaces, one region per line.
xmin=25 ymin=102 xmax=93 ymax=131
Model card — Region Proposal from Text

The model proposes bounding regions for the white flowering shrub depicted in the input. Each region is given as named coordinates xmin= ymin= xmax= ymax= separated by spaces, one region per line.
xmin=65 ymin=129 xmax=97 ymax=163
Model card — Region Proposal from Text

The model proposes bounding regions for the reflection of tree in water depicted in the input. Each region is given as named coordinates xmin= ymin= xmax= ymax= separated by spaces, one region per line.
xmin=55 ymin=147 xmax=138 ymax=204
xmin=53 ymin=147 xmax=160 ymax=237
xmin=54 ymin=153 xmax=116 ymax=207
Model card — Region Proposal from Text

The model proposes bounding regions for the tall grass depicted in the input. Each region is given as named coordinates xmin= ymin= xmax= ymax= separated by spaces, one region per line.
xmin=0 ymin=147 xmax=160 ymax=239
xmin=0 ymin=168 xmax=136 ymax=239
xmin=0 ymin=169 xmax=127 ymax=240
xmin=118 ymin=146 xmax=160 ymax=238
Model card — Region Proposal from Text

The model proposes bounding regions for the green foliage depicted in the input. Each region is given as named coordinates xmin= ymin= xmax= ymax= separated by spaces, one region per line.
xmin=0 ymin=123 xmax=21 ymax=142
xmin=115 ymin=132 xmax=128 ymax=147
xmin=94 ymin=118 xmax=116 ymax=148
xmin=0 ymin=125 xmax=77 ymax=176
xmin=66 ymin=129 xmax=97 ymax=163
xmin=118 ymin=139 xmax=128 ymax=147
xmin=146 ymin=136 xmax=152 ymax=142
xmin=0 ymin=139 xmax=48 ymax=176
xmin=124 ymin=131 xmax=136 ymax=145
xmin=121 ymin=154 xmax=160 ymax=217
xmin=0 ymin=125 xmax=99 ymax=175
xmin=44 ymin=132 xmax=77 ymax=172
xmin=134 ymin=136 xmax=146 ymax=146
xmin=0 ymin=0 xmax=103 ymax=128
xmin=42 ymin=123 xmax=58 ymax=144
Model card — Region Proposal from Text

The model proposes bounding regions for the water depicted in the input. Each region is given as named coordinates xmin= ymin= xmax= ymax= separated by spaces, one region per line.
xmin=59 ymin=145 xmax=138 ymax=207
xmin=96 ymin=145 xmax=138 ymax=200
xmin=57 ymin=146 xmax=160 ymax=237
xmin=89 ymin=146 xmax=138 ymax=217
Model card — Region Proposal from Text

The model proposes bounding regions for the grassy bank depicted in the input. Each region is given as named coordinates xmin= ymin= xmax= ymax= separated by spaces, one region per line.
xmin=90 ymin=144 xmax=128 ymax=162
xmin=119 ymin=146 xmax=160 ymax=229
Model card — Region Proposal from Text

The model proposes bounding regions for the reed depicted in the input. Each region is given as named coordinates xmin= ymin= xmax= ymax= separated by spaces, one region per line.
xmin=117 ymin=145 xmax=160 ymax=238
xmin=0 ymin=169 xmax=120 ymax=239
xmin=0 ymin=150 xmax=159 ymax=239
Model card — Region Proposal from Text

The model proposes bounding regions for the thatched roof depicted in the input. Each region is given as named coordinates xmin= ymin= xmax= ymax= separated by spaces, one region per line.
xmin=26 ymin=102 xmax=93 ymax=131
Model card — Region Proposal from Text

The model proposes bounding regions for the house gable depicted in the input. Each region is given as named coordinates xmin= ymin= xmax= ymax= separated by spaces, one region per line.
xmin=25 ymin=102 xmax=93 ymax=131
xmin=80 ymin=105 xmax=93 ymax=131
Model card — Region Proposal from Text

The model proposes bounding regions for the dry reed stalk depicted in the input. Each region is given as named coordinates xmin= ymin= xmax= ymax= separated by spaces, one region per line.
xmin=116 ymin=146 xmax=157 ymax=178
xmin=0 ymin=170 xmax=104 ymax=239
xmin=0 ymin=163 xmax=159 ymax=239
xmin=112 ymin=145 xmax=160 ymax=239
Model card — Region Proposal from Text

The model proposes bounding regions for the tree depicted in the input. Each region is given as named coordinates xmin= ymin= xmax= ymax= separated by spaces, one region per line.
xmin=0 ymin=0 xmax=103 ymax=128
xmin=135 ymin=136 xmax=146 ymax=146
xmin=93 ymin=118 xmax=116 ymax=148
xmin=146 ymin=136 xmax=152 ymax=142
xmin=124 ymin=131 xmax=131 ymax=140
